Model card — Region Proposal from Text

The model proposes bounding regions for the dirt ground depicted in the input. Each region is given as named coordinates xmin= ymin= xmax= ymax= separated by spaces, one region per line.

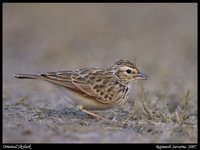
xmin=3 ymin=4 xmax=197 ymax=143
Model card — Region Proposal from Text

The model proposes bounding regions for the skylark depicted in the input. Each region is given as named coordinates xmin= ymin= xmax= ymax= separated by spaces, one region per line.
xmin=14 ymin=59 xmax=148 ymax=119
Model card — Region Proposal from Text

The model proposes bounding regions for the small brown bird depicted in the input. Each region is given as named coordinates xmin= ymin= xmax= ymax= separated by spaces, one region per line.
xmin=14 ymin=59 xmax=148 ymax=119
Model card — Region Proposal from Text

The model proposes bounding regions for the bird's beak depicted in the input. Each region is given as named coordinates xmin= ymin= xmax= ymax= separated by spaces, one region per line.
xmin=135 ymin=72 xmax=148 ymax=80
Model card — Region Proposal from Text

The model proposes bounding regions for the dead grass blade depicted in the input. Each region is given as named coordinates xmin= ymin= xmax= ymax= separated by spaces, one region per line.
xmin=15 ymin=96 xmax=29 ymax=106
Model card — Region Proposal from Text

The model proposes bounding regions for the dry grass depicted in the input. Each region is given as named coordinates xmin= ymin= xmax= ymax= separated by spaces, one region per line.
xmin=129 ymin=89 xmax=196 ymax=125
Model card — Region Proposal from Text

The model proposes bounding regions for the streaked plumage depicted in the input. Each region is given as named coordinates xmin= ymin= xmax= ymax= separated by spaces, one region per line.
xmin=14 ymin=59 xmax=148 ymax=119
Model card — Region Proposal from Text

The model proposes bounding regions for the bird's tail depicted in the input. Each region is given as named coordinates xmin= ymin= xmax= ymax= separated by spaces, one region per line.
xmin=14 ymin=73 xmax=40 ymax=79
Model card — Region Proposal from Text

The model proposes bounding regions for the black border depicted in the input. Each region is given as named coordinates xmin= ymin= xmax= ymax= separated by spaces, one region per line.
xmin=1 ymin=1 xmax=199 ymax=149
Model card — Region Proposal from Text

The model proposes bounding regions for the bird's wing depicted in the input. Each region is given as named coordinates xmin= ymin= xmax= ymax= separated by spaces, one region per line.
xmin=40 ymin=68 xmax=119 ymax=104
xmin=71 ymin=68 xmax=115 ymax=103
xmin=40 ymin=71 xmax=77 ymax=90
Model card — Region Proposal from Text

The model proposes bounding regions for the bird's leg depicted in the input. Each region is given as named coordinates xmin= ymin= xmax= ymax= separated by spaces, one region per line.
xmin=109 ymin=110 xmax=118 ymax=122
xmin=76 ymin=105 xmax=107 ymax=120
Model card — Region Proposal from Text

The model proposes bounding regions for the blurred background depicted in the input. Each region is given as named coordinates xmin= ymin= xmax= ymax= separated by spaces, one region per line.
xmin=3 ymin=3 xmax=197 ymax=143
xmin=3 ymin=3 xmax=197 ymax=92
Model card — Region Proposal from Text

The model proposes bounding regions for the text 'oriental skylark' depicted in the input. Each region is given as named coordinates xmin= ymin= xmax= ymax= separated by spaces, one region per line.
xmin=14 ymin=59 xmax=148 ymax=119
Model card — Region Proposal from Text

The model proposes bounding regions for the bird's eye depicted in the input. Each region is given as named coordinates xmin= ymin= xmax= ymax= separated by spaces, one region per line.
xmin=126 ymin=69 xmax=132 ymax=74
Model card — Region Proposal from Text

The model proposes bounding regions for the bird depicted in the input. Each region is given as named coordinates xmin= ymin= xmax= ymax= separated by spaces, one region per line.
xmin=14 ymin=59 xmax=148 ymax=120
